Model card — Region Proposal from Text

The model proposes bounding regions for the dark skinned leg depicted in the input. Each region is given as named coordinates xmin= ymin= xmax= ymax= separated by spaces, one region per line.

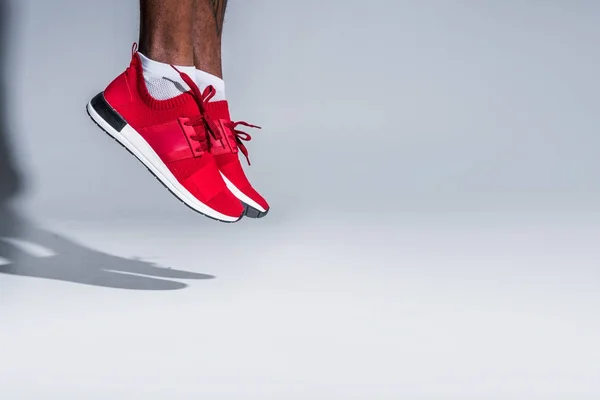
xmin=139 ymin=0 xmax=195 ymax=66
xmin=193 ymin=0 xmax=228 ymax=78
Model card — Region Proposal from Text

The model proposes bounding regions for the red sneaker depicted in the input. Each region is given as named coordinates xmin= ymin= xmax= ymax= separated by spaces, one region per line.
xmin=86 ymin=48 xmax=244 ymax=222
xmin=196 ymin=89 xmax=270 ymax=218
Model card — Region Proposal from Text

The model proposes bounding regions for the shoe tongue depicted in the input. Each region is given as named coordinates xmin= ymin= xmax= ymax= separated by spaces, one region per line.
xmin=205 ymin=100 xmax=231 ymax=120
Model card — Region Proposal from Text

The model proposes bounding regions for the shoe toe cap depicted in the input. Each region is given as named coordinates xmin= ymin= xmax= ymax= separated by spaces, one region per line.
xmin=241 ymin=185 xmax=269 ymax=213
xmin=206 ymin=190 xmax=245 ymax=220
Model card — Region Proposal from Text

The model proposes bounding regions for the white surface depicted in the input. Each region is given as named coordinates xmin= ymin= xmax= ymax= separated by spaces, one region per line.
xmin=1 ymin=211 xmax=599 ymax=399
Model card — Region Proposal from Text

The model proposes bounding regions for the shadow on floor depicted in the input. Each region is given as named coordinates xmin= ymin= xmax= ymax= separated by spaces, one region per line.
xmin=0 ymin=1 xmax=213 ymax=290
xmin=0 ymin=206 xmax=215 ymax=290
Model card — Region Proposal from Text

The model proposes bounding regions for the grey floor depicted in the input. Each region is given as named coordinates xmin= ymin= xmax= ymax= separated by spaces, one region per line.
xmin=1 ymin=1 xmax=600 ymax=399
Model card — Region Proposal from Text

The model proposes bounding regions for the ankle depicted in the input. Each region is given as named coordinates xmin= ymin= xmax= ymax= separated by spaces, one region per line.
xmin=138 ymin=52 xmax=196 ymax=100
xmin=139 ymin=37 xmax=193 ymax=66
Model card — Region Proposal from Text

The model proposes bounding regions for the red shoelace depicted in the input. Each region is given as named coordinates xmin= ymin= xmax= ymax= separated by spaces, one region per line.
xmin=172 ymin=67 xmax=260 ymax=164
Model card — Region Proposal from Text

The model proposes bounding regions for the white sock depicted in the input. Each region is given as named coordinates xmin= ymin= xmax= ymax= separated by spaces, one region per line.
xmin=138 ymin=52 xmax=196 ymax=100
xmin=196 ymin=69 xmax=226 ymax=101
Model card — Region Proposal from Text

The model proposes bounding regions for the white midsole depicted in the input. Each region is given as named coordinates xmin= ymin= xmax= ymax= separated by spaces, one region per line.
xmin=221 ymin=174 xmax=267 ymax=213
xmin=87 ymin=100 xmax=240 ymax=222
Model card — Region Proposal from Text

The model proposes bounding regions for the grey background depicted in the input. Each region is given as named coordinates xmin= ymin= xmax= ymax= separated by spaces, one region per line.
xmin=1 ymin=1 xmax=600 ymax=399
xmin=4 ymin=0 xmax=599 ymax=220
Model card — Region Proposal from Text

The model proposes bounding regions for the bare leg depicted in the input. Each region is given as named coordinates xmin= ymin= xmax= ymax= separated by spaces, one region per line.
xmin=139 ymin=0 xmax=195 ymax=66
xmin=193 ymin=0 xmax=228 ymax=77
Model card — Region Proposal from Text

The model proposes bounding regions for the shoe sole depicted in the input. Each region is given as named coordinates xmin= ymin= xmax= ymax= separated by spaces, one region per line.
xmin=86 ymin=93 xmax=243 ymax=223
xmin=242 ymin=203 xmax=269 ymax=218
xmin=220 ymin=174 xmax=269 ymax=219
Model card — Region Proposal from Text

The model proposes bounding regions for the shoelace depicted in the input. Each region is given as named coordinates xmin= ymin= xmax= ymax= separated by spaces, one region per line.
xmin=171 ymin=66 xmax=260 ymax=164
xmin=224 ymin=120 xmax=261 ymax=166
xmin=171 ymin=67 xmax=213 ymax=153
